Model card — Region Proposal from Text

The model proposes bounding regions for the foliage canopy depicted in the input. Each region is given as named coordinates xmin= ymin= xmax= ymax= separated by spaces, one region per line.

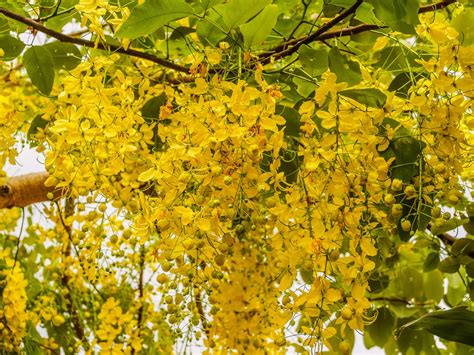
xmin=0 ymin=0 xmax=473 ymax=353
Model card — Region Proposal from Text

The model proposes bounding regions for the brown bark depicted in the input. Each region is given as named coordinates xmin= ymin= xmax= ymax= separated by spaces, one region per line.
xmin=0 ymin=172 xmax=55 ymax=209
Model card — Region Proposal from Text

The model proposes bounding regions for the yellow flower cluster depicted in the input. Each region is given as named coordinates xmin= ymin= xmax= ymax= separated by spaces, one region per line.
xmin=0 ymin=12 xmax=466 ymax=352
xmin=1 ymin=256 xmax=29 ymax=350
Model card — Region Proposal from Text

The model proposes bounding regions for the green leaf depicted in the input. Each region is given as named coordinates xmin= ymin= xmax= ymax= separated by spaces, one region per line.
xmin=423 ymin=252 xmax=439 ymax=272
xmin=451 ymin=7 xmax=474 ymax=45
xmin=222 ymin=0 xmax=271 ymax=29
xmin=276 ymin=105 xmax=301 ymax=138
xmin=298 ymin=45 xmax=328 ymax=77
xmin=438 ymin=256 xmax=461 ymax=274
xmin=200 ymin=0 xmax=224 ymax=11
xmin=240 ymin=4 xmax=278 ymax=48
xmin=424 ymin=270 xmax=444 ymax=303
xmin=0 ymin=1 xmax=29 ymax=33
xmin=279 ymin=147 xmax=301 ymax=184
xmin=466 ymin=262 xmax=474 ymax=278
xmin=375 ymin=46 xmax=422 ymax=72
xmin=397 ymin=267 xmax=424 ymax=300
xmin=169 ymin=26 xmax=196 ymax=40
xmin=388 ymin=72 xmax=426 ymax=98
xmin=389 ymin=135 xmax=426 ymax=183
xmin=366 ymin=308 xmax=395 ymax=348
xmin=196 ymin=4 xmax=227 ymax=46
xmin=43 ymin=42 xmax=81 ymax=70
xmin=354 ymin=2 xmax=382 ymax=25
xmin=142 ymin=94 xmax=167 ymax=151
xmin=293 ymin=76 xmax=317 ymax=98
xmin=0 ymin=35 xmax=25 ymax=60
xmin=299 ymin=267 xmax=314 ymax=284
xmin=395 ymin=317 xmax=440 ymax=354
xmin=469 ymin=281 xmax=474 ymax=300
xmin=431 ymin=218 xmax=469 ymax=235
xmin=339 ymin=88 xmax=387 ymax=108
xmin=328 ymin=47 xmax=361 ymax=86
xmin=326 ymin=0 xmax=356 ymax=7
xmin=27 ymin=114 xmax=49 ymax=141
xmin=446 ymin=273 xmax=466 ymax=307
xmin=451 ymin=238 xmax=474 ymax=256
xmin=368 ymin=272 xmax=389 ymax=293
xmin=141 ymin=94 xmax=167 ymax=121
xmin=463 ymin=218 xmax=474 ymax=235
xmin=23 ymin=46 xmax=55 ymax=95
xmin=395 ymin=307 xmax=474 ymax=346
xmin=43 ymin=0 xmax=80 ymax=31
xmin=366 ymin=0 xmax=419 ymax=34
xmin=115 ymin=0 xmax=194 ymax=39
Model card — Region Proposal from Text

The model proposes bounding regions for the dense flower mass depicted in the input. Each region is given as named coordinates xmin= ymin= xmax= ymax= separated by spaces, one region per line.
xmin=0 ymin=0 xmax=473 ymax=353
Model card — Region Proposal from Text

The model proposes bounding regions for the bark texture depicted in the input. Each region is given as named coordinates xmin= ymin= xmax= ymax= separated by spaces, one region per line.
xmin=0 ymin=172 xmax=55 ymax=209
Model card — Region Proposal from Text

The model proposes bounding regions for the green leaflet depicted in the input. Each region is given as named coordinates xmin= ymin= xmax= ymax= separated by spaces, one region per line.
xmin=0 ymin=34 xmax=24 ymax=60
xmin=339 ymin=88 xmax=387 ymax=108
xmin=23 ymin=46 xmax=55 ymax=95
xmin=27 ymin=114 xmax=49 ymax=142
xmin=395 ymin=307 xmax=474 ymax=346
xmin=240 ymin=4 xmax=278 ymax=48
xmin=328 ymin=47 xmax=361 ymax=86
xmin=222 ymin=0 xmax=270 ymax=29
xmin=366 ymin=308 xmax=395 ymax=348
xmin=366 ymin=0 xmax=420 ymax=34
xmin=115 ymin=0 xmax=194 ymax=39
xmin=298 ymin=45 xmax=328 ymax=77
xmin=423 ymin=252 xmax=440 ymax=272
xmin=43 ymin=42 xmax=81 ymax=70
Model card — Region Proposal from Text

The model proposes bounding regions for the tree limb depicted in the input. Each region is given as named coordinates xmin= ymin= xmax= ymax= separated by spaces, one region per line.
xmin=0 ymin=7 xmax=190 ymax=74
xmin=259 ymin=0 xmax=457 ymax=63
xmin=0 ymin=172 xmax=55 ymax=209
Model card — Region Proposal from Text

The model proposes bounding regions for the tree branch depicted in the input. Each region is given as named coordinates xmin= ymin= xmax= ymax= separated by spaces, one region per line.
xmin=260 ymin=0 xmax=364 ymax=64
xmin=419 ymin=0 xmax=457 ymax=13
xmin=0 ymin=172 xmax=56 ymax=209
xmin=0 ymin=7 xmax=190 ymax=74
xmin=259 ymin=0 xmax=457 ymax=63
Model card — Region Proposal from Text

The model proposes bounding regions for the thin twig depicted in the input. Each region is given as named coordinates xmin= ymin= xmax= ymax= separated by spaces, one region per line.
xmin=57 ymin=198 xmax=88 ymax=347
xmin=132 ymin=246 xmax=146 ymax=355
xmin=0 ymin=7 xmax=190 ymax=73
xmin=37 ymin=5 xmax=75 ymax=22
xmin=194 ymin=286 xmax=209 ymax=336
xmin=260 ymin=0 xmax=457 ymax=62
xmin=260 ymin=0 xmax=364 ymax=63
xmin=12 ymin=208 xmax=25 ymax=271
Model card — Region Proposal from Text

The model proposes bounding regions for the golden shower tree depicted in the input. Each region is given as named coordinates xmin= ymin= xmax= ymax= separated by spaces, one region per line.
xmin=0 ymin=0 xmax=473 ymax=353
